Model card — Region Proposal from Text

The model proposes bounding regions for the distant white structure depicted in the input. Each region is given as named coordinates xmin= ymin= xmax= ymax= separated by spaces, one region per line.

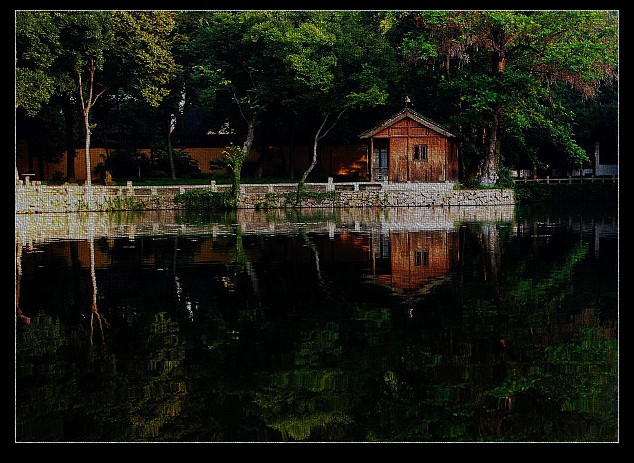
xmin=593 ymin=142 xmax=618 ymax=177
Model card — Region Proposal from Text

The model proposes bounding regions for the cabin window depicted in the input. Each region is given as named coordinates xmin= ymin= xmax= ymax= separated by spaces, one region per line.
xmin=414 ymin=250 xmax=429 ymax=266
xmin=413 ymin=144 xmax=428 ymax=161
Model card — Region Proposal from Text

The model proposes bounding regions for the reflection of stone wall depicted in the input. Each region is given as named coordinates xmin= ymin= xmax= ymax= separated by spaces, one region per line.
xmin=16 ymin=183 xmax=515 ymax=213
xmin=15 ymin=206 xmax=516 ymax=246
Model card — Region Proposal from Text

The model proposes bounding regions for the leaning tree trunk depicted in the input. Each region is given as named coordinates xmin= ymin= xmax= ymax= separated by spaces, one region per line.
xmin=299 ymin=110 xmax=346 ymax=189
xmin=300 ymin=127 xmax=321 ymax=187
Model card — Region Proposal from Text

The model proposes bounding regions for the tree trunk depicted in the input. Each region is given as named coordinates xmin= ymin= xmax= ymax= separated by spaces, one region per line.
xmin=167 ymin=114 xmax=176 ymax=180
xmin=234 ymin=116 xmax=255 ymax=197
xmin=480 ymin=29 xmax=506 ymax=186
xmin=62 ymin=96 xmax=76 ymax=182
xmin=83 ymin=109 xmax=92 ymax=187
xmin=78 ymin=58 xmax=108 ymax=189
xmin=299 ymin=110 xmax=345 ymax=187
xmin=15 ymin=103 xmax=20 ymax=183
xmin=480 ymin=102 xmax=501 ymax=186
xmin=300 ymin=128 xmax=321 ymax=186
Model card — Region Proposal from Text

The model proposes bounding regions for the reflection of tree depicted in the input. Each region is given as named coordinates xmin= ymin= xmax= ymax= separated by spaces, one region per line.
xmin=302 ymin=231 xmax=335 ymax=301
xmin=507 ymin=243 xmax=588 ymax=307
xmin=16 ymin=310 xmax=187 ymax=441
xmin=223 ymin=222 xmax=259 ymax=297
xmin=304 ymin=233 xmax=323 ymax=285
xmin=366 ymin=231 xmax=617 ymax=442
xmin=125 ymin=312 xmax=187 ymax=439
xmin=88 ymin=234 xmax=108 ymax=347
xmin=16 ymin=238 xmax=30 ymax=325
xmin=172 ymin=236 xmax=192 ymax=322
xmin=478 ymin=223 xmax=502 ymax=296
xmin=16 ymin=313 xmax=81 ymax=441
xmin=252 ymin=307 xmax=397 ymax=441
xmin=254 ymin=327 xmax=353 ymax=441
xmin=16 ymin=209 xmax=617 ymax=442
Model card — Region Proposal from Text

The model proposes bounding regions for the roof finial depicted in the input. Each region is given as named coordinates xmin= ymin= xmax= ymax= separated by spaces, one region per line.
xmin=405 ymin=95 xmax=411 ymax=111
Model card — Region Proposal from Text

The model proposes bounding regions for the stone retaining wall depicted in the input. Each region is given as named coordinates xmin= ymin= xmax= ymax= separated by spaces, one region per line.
xmin=15 ymin=181 xmax=515 ymax=214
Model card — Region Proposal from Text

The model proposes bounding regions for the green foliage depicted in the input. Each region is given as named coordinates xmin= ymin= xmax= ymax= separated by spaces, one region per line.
xmin=454 ymin=177 xmax=506 ymax=190
xmin=285 ymin=184 xmax=341 ymax=206
xmin=488 ymin=325 xmax=617 ymax=430
xmin=508 ymin=243 xmax=589 ymax=306
xmin=112 ymin=12 xmax=178 ymax=107
xmin=25 ymin=11 xmax=178 ymax=184
xmin=16 ymin=11 xmax=617 ymax=187
xmin=102 ymin=196 xmax=146 ymax=211
xmin=152 ymin=149 xmax=200 ymax=178
xmin=209 ymin=143 xmax=246 ymax=198
xmin=464 ymin=176 xmax=483 ymax=189
xmin=514 ymin=182 xmax=618 ymax=204
xmin=269 ymin=412 xmax=353 ymax=441
xmin=15 ymin=12 xmax=62 ymax=115
xmin=393 ymin=10 xmax=618 ymax=184
xmin=255 ymin=192 xmax=283 ymax=211
xmin=496 ymin=167 xmax=516 ymax=188
xmin=546 ymin=327 xmax=617 ymax=411
xmin=173 ymin=188 xmax=236 ymax=210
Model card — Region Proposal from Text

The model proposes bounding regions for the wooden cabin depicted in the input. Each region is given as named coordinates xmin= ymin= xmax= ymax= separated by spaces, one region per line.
xmin=360 ymin=107 xmax=459 ymax=183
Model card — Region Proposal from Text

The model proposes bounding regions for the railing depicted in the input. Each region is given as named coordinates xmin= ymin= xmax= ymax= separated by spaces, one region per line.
xmin=514 ymin=176 xmax=618 ymax=184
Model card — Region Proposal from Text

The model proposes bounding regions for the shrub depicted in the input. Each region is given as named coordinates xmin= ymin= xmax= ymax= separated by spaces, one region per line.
xmin=496 ymin=167 xmax=515 ymax=188
xmin=151 ymin=148 xmax=200 ymax=178
xmin=174 ymin=189 xmax=236 ymax=210
xmin=464 ymin=175 xmax=482 ymax=188
xmin=104 ymin=149 xmax=151 ymax=178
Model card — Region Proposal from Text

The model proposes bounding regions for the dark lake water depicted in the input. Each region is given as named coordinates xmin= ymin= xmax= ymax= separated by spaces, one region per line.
xmin=14 ymin=202 xmax=618 ymax=443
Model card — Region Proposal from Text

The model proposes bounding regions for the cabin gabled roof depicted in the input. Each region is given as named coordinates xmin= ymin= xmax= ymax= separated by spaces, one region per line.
xmin=359 ymin=108 xmax=456 ymax=139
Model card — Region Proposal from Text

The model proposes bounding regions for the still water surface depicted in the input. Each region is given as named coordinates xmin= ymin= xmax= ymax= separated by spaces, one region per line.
xmin=15 ymin=203 xmax=618 ymax=442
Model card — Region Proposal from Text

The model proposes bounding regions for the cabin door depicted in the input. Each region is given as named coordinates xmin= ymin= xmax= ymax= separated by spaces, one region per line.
xmin=373 ymin=139 xmax=389 ymax=181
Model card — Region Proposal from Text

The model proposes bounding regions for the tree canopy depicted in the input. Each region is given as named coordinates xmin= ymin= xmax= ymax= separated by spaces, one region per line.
xmin=393 ymin=10 xmax=618 ymax=183
xmin=16 ymin=10 xmax=618 ymax=184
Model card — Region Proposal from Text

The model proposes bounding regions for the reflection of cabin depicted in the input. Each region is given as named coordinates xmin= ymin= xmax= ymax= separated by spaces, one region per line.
xmin=369 ymin=230 xmax=459 ymax=297
xmin=360 ymin=107 xmax=459 ymax=183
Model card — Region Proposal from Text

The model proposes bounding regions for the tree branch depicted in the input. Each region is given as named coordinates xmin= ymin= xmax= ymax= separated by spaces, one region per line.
xmin=317 ymin=108 xmax=347 ymax=141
